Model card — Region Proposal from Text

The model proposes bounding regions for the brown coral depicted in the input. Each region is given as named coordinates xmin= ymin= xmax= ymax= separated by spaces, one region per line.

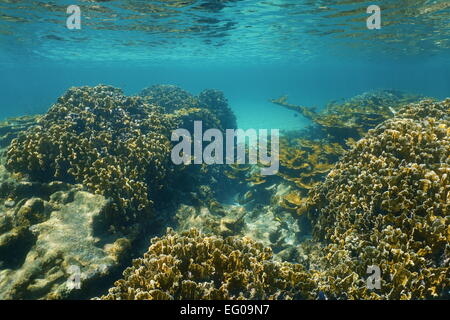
xmin=234 ymin=90 xmax=423 ymax=215
xmin=277 ymin=137 xmax=345 ymax=214
xmin=141 ymin=84 xmax=237 ymax=130
xmin=5 ymin=85 xmax=239 ymax=229
xmin=0 ymin=115 xmax=40 ymax=149
xmin=6 ymin=86 xmax=175 ymax=226
xmin=97 ymin=228 xmax=317 ymax=300
xmin=307 ymin=99 xmax=450 ymax=299
xmin=140 ymin=84 xmax=200 ymax=114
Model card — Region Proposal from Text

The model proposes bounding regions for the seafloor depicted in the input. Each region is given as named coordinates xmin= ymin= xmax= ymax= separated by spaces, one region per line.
xmin=0 ymin=85 xmax=448 ymax=300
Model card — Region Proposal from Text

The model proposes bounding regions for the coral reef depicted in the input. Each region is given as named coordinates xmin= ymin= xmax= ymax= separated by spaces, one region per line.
xmin=6 ymin=85 xmax=175 ymax=226
xmin=141 ymin=84 xmax=236 ymax=130
xmin=198 ymin=89 xmax=237 ymax=130
xmin=276 ymin=137 xmax=346 ymax=215
xmin=0 ymin=115 xmax=40 ymax=148
xmin=307 ymin=99 xmax=450 ymax=299
xmin=97 ymin=228 xmax=317 ymax=300
xmin=140 ymin=84 xmax=200 ymax=114
xmin=271 ymin=90 xmax=426 ymax=141
xmin=174 ymin=183 xmax=308 ymax=262
xmin=1 ymin=84 xmax=447 ymax=301
xmin=5 ymin=85 xmax=236 ymax=228
xmin=0 ymin=84 xmax=242 ymax=300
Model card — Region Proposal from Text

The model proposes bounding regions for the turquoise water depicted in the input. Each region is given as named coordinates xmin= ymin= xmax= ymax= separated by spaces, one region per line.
xmin=1 ymin=0 xmax=449 ymax=128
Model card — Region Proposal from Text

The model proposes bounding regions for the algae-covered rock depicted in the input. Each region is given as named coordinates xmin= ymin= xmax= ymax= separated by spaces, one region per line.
xmin=0 ymin=190 xmax=130 ymax=299
xmin=97 ymin=228 xmax=317 ymax=300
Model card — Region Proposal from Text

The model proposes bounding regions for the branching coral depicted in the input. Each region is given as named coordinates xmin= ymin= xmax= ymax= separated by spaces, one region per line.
xmin=307 ymin=99 xmax=450 ymax=299
xmin=271 ymin=90 xmax=426 ymax=141
xmin=97 ymin=228 xmax=317 ymax=300
xmin=223 ymin=136 xmax=346 ymax=216
xmin=277 ymin=137 xmax=346 ymax=215
xmin=234 ymin=90 xmax=428 ymax=217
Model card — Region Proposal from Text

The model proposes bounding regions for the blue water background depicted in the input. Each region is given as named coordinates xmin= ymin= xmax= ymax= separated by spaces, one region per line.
xmin=2 ymin=59 xmax=449 ymax=130
xmin=1 ymin=0 xmax=449 ymax=130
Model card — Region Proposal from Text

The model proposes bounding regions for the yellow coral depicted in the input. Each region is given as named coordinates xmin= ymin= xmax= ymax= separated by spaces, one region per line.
xmin=307 ymin=99 xmax=450 ymax=299
xmin=96 ymin=228 xmax=317 ymax=300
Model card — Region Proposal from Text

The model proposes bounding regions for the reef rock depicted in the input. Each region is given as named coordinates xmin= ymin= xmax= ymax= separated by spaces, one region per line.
xmin=0 ymin=189 xmax=130 ymax=299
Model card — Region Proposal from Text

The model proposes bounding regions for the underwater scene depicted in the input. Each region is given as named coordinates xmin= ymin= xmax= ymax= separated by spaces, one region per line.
xmin=0 ymin=0 xmax=449 ymax=302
